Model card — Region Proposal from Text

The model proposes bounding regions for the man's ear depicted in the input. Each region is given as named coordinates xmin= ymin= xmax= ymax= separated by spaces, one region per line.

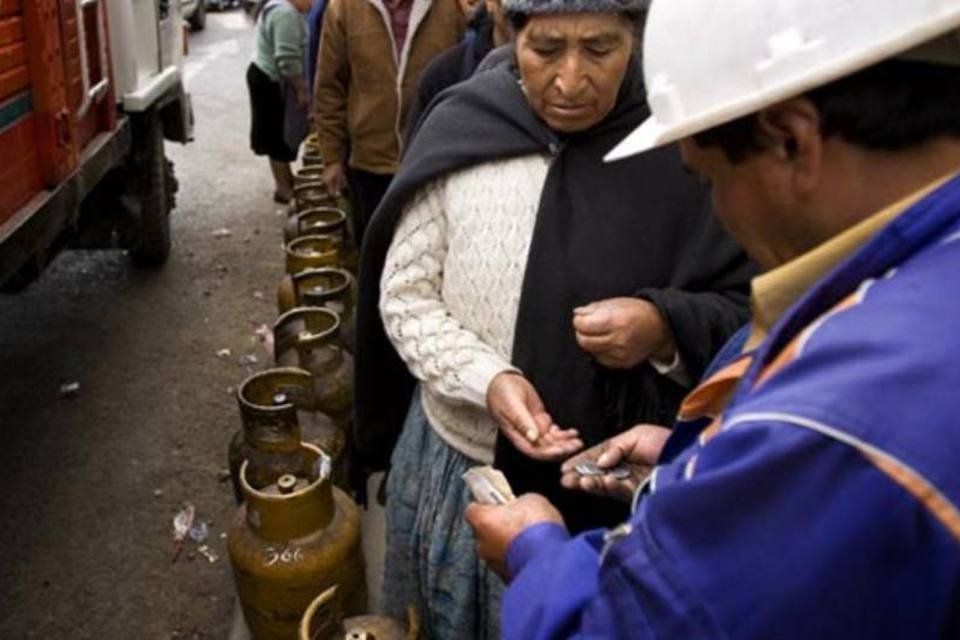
xmin=756 ymin=98 xmax=823 ymax=196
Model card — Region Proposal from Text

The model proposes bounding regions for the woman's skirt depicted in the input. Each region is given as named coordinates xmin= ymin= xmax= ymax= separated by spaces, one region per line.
xmin=382 ymin=390 xmax=503 ymax=640
xmin=246 ymin=62 xmax=297 ymax=162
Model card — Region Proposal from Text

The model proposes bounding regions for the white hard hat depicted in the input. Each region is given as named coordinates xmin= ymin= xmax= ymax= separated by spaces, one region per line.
xmin=607 ymin=0 xmax=960 ymax=161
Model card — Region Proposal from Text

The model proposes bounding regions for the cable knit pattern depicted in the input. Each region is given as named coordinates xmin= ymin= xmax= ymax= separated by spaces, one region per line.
xmin=380 ymin=154 xmax=552 ymax=462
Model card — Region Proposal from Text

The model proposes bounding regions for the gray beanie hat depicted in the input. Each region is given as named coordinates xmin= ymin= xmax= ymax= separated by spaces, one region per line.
xmin=501 ymin=0 xmax=649 ymax=16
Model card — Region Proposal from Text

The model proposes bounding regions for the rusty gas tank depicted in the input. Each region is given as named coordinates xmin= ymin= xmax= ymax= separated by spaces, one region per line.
xmin=277 ymin=268 xmax=356 ymax=354
xmin=285 ymin=208 xmax=358 ymax=274
xmin=299 ymin=586 xmax=418 ymax=640
xmin=229 ymin=444 xmax=367 ymax=640
xmin=294 ymin=165 xmax=326 ymax=188
xmin=294 ymin=182 xmax=337 ymax=213
xmin=284 ymin=208 xmax=348 ymax=245
xmin=286 ymin=235 xmax=342 ymax=275
xmin=274 ymin=308 xmax=353 ymax=427
xmin=301 ymin=143 xmax=324 ymax=167
xmin=229 ymin=368 xmax=344 ymax=504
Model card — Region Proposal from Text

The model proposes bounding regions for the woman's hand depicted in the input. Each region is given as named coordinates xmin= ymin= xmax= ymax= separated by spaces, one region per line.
xmin=322 ymin=162 xmax=348 ymax=197
xmin=487 ymin=372 xmax=583 ymax=460
xmin=560 ymin=424 xmax=671 ymax=502
xmin=573 ymin=297 xmax=677 ymax=369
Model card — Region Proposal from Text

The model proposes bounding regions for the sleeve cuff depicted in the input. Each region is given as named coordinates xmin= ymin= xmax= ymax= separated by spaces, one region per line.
xmin=649 ymin=349 xmax=681 ymax=375
xmin=506 ymin=522 xmax=570 ymax=579
xmin=319 ymin=141 xmax=346 ymax=167
xmin=458 ymin=353 xmax=518 ymax=408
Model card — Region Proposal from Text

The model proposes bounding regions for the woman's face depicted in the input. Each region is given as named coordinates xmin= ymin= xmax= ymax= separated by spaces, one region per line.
xmin=515 ymin=12 xmax=634 ymax=133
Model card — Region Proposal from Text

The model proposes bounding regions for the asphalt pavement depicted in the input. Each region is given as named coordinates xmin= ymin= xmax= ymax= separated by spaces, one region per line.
xmin=0 ymin=10 xmax=384 ymax=638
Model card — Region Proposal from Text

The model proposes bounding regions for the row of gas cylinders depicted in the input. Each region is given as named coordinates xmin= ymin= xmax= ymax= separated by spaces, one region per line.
xmin=225 ymin=139 xmax=413 ymax=639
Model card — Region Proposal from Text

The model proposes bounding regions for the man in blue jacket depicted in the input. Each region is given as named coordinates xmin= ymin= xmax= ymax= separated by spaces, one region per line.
xmin=466 ymin=1 xmax=960 ymax=637
xmin=305 ymin=0 xmax=325 ymax=97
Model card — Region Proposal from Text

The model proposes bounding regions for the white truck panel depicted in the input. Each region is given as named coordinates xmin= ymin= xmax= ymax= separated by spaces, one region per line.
xmin=106 ymin=0 xmax=186 ymax=112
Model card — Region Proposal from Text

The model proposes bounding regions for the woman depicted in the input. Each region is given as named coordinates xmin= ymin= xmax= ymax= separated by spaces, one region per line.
xmin=354 ymin=0 xmax=754 ymax=636
xmin=246 ymin=0 xmax=311 ymax=203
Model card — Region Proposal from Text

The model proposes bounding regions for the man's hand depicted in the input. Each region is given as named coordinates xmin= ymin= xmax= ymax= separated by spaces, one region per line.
xmin=573 ymin=298 xmax=676 ymax=369
xmin=465 ymin=494 xmax=564 ymax=580
xmin=560 ymin=424 xmax=671 ymax=502
xmin=487 ymin=372 xmax=583 ymax=460
xmin=322 ymin=162 xmax=348 ymax=198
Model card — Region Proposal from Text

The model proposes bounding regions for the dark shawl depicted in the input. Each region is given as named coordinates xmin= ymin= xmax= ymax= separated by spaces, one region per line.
xmin=353 ymin=55 xmax=754 ymax=528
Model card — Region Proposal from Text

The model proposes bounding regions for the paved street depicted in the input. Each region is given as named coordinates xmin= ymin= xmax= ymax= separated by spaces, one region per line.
xmin=0 ymin=10 xmax=308 ymax=637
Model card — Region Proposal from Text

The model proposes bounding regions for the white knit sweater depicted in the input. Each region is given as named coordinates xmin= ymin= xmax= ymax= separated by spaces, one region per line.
xmin=380 ymin=154 xmax=552 ymax=463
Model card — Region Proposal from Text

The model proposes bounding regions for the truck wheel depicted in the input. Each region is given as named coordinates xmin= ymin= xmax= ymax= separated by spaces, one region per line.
xmin=130 ymin=114 xmax=176 ymax=267
xmin=189 ymin=0 xmax=207 ymax=31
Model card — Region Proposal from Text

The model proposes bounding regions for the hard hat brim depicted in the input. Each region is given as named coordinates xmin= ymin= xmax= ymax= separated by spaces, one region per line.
xmin=607 ymin=14 xmax=960 ymax=163
xmin=605 ymin=116 xmax=674 ymax=162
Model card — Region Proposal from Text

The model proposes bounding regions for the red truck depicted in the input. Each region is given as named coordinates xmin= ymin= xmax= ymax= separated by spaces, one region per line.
xmin=0 ymin=0 xmax=192 ymax=289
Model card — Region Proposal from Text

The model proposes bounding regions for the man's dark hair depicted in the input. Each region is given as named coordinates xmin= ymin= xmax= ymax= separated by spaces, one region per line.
xmin=693 ymin=60 xmax=960 ymax=163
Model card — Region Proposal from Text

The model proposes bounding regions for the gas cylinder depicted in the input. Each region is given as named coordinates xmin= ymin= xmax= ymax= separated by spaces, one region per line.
xmin=286 ymin=235 xmax=342 ymax=275
xmin=299 ymin=586 xmax=419 ymax=640
xmin=284 ymin=208 xmax=348 ymax=245
xmin=284 ymin=208 xmax=357 ymax=274
xmin=276 ymin=268 xmax=356 ymax=354
xmin=274 ymin=308 xmax=353 ymax=424
xmin=302 ymin=147 xmax=324 ymax=168
xmin=229 ymin=368 xmax=344 ymax=504
xmin=295 ymin=182 xmax=337 ymax=212
xmin=294 ymin=165 xmax=326 ymax=188
xmin=229 ymin=444 xmax=367 ymax=640
xmin=273 ymin=308 xmax=352 ymax=485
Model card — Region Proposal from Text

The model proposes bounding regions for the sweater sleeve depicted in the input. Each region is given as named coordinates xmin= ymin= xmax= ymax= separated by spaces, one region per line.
xmin=314 ymin=0 xmax=349 ymax=165
xmin=270 ymin=8 xmax=305 ymax=78
xmin=380 ymin=178 xmax=519 ymax=408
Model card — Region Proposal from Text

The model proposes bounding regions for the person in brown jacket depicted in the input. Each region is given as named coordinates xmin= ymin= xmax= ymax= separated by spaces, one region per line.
xmin=314 ymin=0 xmax=465 ymax=241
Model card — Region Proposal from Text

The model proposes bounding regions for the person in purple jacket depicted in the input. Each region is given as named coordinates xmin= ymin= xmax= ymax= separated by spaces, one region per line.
xmin=466 ymin=1 xmax=960 ymax=637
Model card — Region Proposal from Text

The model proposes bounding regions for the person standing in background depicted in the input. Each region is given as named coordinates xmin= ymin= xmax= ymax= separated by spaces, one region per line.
xmin=405 ymin=0 xmax=510 ymax=138
xmin=247 ymin=0 xmax=313 ymax=203
xmin=305 ymin=0 xmax=327 ymax=98
xmin=314 ymin=0 xmax=465 ymax=243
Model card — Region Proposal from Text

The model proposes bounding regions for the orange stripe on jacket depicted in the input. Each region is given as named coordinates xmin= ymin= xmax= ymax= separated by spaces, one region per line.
xmin=864 ymin=452 xmax=960 ymax=544
xmin=755 ymin=291 xmax=865 ymax=389
xmin=678 ymin=356 xmax=753 ymax=422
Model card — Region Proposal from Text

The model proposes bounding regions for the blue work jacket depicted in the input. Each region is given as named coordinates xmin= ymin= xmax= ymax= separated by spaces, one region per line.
xmin=504 ymin=175 xmax=960 ymax=638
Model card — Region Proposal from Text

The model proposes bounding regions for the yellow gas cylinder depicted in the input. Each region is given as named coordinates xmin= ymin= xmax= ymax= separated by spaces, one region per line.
xmin=273 ymin=308 xmax=352 ymax=485
xmin=302 ymin=146 xmax=324 ymax=168
xmin=274 ymin=308 xmax=353 ymax=424
xmin=229 ymin=368 xmax=343 ymax=504
xmin=284 ymin=209 xmax=357 ymax=274
xmin=283 ymin=207 xmax=358 ymax=274
xmin=294 ymin=182 xmax=337 ymax=213
xmin=277 ymin=268 xmax=356 ymax=354
xmin=299 ymin=586 xmax=419 ymax=640
xmin=286 ymin=235 xmax=342 ymax=275
xmin=229 ymin=444 xmax=367 ymax=640
xmin=284 ymin=208 xmax=347 ymax=245
xmin=295 ymin=165 xmax=326 ymax=188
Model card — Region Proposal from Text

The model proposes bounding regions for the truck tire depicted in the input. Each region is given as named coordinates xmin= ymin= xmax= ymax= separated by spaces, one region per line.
xmin=188 ymin=0 xmax=207 ymax=31
xmin=129 ymin=113 xmax=176 ymax=267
